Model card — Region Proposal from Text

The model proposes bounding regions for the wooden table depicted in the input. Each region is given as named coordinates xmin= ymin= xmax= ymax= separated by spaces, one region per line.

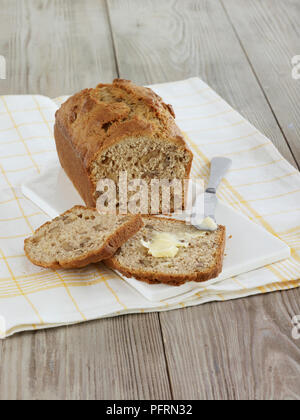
xmin=0 ymin=0 xmax=299 ymax=400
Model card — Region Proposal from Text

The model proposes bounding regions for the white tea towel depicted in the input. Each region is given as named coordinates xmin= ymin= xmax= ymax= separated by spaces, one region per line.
xmin=0 ymin=78 xmax=299 ymax=338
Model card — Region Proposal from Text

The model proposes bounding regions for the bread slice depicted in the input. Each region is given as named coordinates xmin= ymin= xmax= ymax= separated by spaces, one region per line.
xmin=105 ymin=216 xmax=226 ymax=286
xmin=24 ymin=206 xmax=143 ymax=269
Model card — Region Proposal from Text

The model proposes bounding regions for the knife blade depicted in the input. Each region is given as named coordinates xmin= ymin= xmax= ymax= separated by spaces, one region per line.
xmin=191 ymin=157 xmax=232 ymax=230
xmin=204 ymin=189 xmax=218 ymax=221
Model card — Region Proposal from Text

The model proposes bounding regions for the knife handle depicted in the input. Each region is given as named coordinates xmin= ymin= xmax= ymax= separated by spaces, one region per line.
xmin=206 ymin=157 xmax=232 ymax=192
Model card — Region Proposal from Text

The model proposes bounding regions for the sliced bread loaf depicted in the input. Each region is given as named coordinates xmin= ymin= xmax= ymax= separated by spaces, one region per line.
xmin=24 ymin=206 xmax=143 ymax=269
xmin=105 ymin=216 xmax=226 ymax=286
xmin=54 ymin=79 xmax=193 ymax=212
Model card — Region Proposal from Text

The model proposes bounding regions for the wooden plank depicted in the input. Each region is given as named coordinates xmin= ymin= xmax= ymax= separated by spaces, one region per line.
xmin=0 ymin=314 xmax=171 ymax=400
xmin=107 ymin=0 xmax=300 ymax=399
xmin=0 ymin=0 xmax=118 ymax=97
xmin=107 ymin=0 xmax=298 ymax=168
xmin=160 ymin=290 xmax=300 ymax=400
xmin=0 ymin=0 xmax=171 ymax=400
xmin=221 ymin=0 xmax=300 ymax=166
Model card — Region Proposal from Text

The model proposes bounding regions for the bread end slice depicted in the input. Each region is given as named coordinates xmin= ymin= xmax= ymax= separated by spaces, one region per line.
xmin=24 ymin=206 xmax=143 ymax=269
xmin=105 ymin=216 xmax=226 ymax=286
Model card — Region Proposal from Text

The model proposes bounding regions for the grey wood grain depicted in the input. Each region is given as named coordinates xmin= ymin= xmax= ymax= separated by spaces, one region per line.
xmin=107 ymin=0 xmax=300 ymax=399
xmin=161 ymin=290 xmax=300 ymax=400
xmin=0 ymin=314 xmax=171 ymax=400
xmin=107 ymin=0 xmax=298 ymax=168
xmin=0 ymin=0 xmax=171 ymax=400
xmin=221 ymin=0 xmax=300 ymax=166
xmin=0 ymin=0 xmax=117 ymax=97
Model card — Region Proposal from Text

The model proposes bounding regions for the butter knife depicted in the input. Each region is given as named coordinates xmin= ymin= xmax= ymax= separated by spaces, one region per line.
xmin=191 ymin=157 xmax=232 ymax=230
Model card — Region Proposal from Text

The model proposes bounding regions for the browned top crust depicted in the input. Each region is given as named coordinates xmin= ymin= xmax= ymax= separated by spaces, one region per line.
xmin=55 ymin=79 xmax=189 ymax=169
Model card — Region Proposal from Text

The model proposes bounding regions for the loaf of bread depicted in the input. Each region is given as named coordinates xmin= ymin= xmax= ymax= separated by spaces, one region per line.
xmin=24 ymin=206 xmax=143 ymax=269
xmin=54 ymin=79 xmax=193 ymax=212
xmin=105 ymin=216 xmax=226 ymax=286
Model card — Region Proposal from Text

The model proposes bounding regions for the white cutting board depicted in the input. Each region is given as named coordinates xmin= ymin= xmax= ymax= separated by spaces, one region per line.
xmin=22 ymin=163 xmax=291 ymax=302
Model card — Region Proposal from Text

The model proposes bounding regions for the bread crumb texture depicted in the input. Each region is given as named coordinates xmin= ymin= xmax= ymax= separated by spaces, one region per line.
xmin=105 ymin=216 xmax=226 ymax=286
xmin=24 ymin=206 xmax=142 ymax=269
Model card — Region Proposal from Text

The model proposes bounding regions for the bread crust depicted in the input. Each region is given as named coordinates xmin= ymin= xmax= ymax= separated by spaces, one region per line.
xmin=55 ymin=79 xmax=193 ymax=208
xmin=105 ymin=217 xmax=226 ymax=286
xmin=24 ymin=206 xmax=143 ymax=269
xmin=54 ymin=124 xmax=96 ymax=207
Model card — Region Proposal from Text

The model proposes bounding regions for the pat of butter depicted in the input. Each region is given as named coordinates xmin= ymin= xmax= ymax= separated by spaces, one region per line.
xmin=197 ymin=217 xmax=218 ymax=231
xmin=184 ymin=231 xmax=207 ymax=239
xmin=141 ymin=232 xmax=188 ymax=258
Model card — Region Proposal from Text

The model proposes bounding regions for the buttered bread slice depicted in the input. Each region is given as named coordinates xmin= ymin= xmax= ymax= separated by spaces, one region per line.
xmin=105 ymin=216 xmax=226 ymax=286
xmin=24 ymin=206 xmax=143 ymax=269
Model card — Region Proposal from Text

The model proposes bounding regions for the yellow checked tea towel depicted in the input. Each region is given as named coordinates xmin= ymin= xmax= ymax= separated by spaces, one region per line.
xmin=0 ymin=78 xmax=299 ymax=338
